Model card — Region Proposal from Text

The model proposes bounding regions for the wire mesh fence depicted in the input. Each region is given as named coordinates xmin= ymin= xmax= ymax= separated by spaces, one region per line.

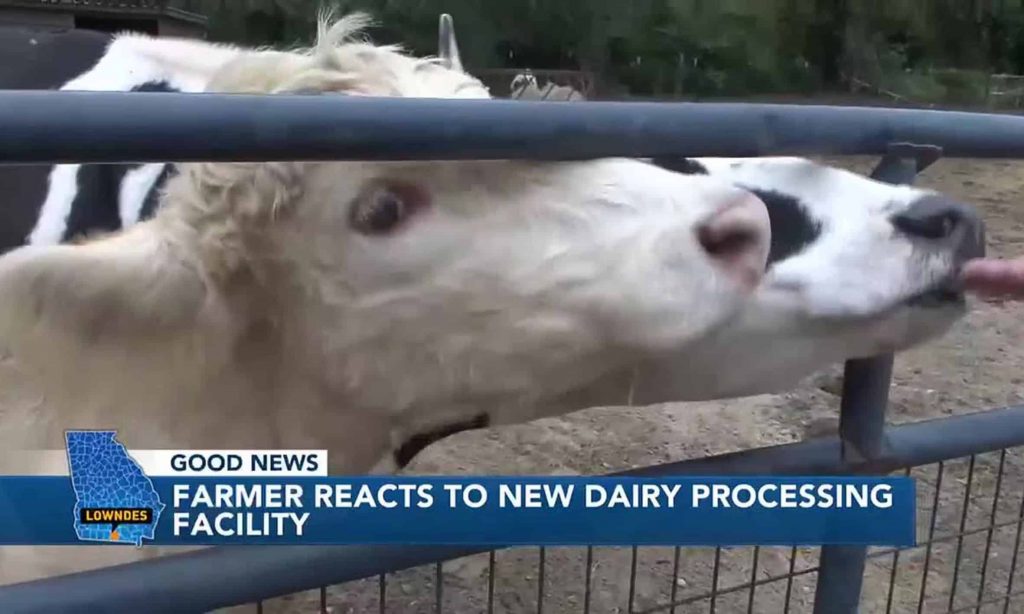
xmin=244 ymin=447 xmax=1024 ymax=614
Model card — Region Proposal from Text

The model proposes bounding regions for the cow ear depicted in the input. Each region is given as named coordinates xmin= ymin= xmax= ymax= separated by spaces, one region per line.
xmin=438 ymin=13 xmax=463 ymax=72
xmin=0 ymin=224 xmax=208 ymax=359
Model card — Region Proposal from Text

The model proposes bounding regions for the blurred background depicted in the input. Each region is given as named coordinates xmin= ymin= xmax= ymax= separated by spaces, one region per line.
xmin=166 ymin=0 xmax=1024 ymax=109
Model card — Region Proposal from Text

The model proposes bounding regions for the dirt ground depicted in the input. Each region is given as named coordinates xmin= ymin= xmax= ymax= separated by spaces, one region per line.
xmin=0 ymin=157 xmax=1021 ymax=613
xmin=260 ymin=156 xmax=1024 ymax=614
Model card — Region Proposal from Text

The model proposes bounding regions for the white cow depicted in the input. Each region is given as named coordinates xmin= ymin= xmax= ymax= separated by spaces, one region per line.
xmin=0 ymin=13 xmax=773 ymax=583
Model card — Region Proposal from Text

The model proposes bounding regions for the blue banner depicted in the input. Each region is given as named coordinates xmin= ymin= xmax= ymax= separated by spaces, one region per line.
xmin=0 ymin=476 xmax=914 ymax=547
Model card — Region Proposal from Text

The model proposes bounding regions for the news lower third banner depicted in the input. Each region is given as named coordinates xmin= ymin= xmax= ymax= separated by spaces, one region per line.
xmin=0 ymin=431 xmax=917 ymax=547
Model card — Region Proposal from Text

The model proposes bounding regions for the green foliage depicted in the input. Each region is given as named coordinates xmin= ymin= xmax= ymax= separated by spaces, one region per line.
xmin=171 ymin=0 xmax=1024 ymax=105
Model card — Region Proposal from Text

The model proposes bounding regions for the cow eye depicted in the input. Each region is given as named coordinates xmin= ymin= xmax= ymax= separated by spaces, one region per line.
xmin=350 ymin=186 xmax=410 ymax=235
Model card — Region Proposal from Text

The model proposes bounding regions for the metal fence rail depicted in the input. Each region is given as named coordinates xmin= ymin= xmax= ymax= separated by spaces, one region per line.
xmin=3 ymin=92 xmax=1024 ymax=163
xmin=811 ymin=141 xmax=935 ymax=614
xmin=314 ymin=448 xmax=1022 ymax=614
xmin=327 ymin=457 xmax=1022 ymax=614
xmin=1 ymin=91 xmax=1024 ymax=613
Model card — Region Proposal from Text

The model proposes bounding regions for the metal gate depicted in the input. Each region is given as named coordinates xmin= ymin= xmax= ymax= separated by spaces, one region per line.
xmin=1 ymin=90 xmax=1024 ymax=613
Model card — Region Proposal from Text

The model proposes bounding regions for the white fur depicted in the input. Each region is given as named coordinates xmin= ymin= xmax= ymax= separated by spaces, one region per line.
xmin=60 ymin=32 xmax=243 ymax=93
xmin=118 ymin=163 xmax=167 ymax=226
xmin=28 ymin=163 xmax=80 ymax=245
xmin=0 ymin=14 xmax=768 ymax=584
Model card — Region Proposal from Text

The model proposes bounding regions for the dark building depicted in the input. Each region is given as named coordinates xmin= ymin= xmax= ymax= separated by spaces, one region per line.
xmin=0 ymin=0 xmax=207 ymax=38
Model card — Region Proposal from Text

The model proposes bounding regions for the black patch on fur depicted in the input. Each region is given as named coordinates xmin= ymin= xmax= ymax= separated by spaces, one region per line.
xmin=61 ymin=163 xmax=129 ymax=242
xmin=138 ymin=163 xmax=174 ymax=221
xmin=394 ymin=413 xmax=491 ymax=468
xmin=60 ymin=80 xmax=180 ymax=242
xmin=649 ymin=157 xmax=709 ymax=175
xmin=131 ymin=81 xmax=180 ymax=221
xmin=740 ymin=187 xmax=822 ymax=265
xmin=131 ymin=80 xmax=177 ymax=93
xmin=647 ymin=157 xmax=822 ymax=265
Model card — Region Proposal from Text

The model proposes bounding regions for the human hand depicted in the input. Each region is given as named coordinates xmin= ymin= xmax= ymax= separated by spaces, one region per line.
xmin=960 ymin=257 xmax=1024 ymax=301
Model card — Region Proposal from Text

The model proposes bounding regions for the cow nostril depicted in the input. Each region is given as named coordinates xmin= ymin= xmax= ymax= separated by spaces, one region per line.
xmin=892 ymin=211 xmax=961 ymax=240
xmin=697 ymin=193 xmax=770 ymax=289
xmin=891 ymin=196 xmax=981 ymax=242
xmin=698 ymin=225 xmax=759 ymax=260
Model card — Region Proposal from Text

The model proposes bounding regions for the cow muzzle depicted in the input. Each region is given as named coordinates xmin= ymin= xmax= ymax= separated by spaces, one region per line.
xmin=893 ymin=195 xmax=987 ymax=308
xmin=696 ymin=191 xmax=771 ymax=291
xmin=891 ymin=195 xmax=986 ymax=264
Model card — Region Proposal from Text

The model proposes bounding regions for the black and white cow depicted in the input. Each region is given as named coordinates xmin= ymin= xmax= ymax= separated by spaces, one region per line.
xmin=0 ymin=26 xmax=111 ymax=252
xmin=0 ymin=24 xmax=243 ymax=252
xmin=636 ymin=155 xmax=984 ymax=399
xmin=0 ymin=16 xmax=986 ymax=408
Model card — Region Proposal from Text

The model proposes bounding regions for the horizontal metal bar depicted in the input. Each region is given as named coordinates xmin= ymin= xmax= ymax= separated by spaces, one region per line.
xmin=3 ymin=91 xmax=1024 ymax=164
xmin=1 ymin=404 xmax=1023 ymax=613
xmin=627 ymin=404 xmax=1024 ymax=477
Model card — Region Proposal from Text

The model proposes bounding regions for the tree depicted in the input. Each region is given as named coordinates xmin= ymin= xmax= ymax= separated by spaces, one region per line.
xmin=170 ymin=0 xmax=1024 ymax=104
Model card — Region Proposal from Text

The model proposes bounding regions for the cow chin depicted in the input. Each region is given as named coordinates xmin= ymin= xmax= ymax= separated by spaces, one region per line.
xmin=843 ymin=298 xmax=966 ymax=358
xmin=814 ymin=264 xmax=970 ymax=357
xmin=754 ymin=285 xmax=967 ymax=362
xmin=572 ymin=276 xmax=971 ymax=406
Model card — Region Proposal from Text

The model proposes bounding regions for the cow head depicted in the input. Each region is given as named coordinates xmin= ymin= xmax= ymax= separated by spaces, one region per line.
xmin=0 ymin=14 xmax=771 ymax=469
xmin=635 ymin=156 xmax=985 ymax=400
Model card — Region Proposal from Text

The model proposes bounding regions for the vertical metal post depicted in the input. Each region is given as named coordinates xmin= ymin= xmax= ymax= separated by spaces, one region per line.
xmin=812 ymin=143 xmax=942 ymax=614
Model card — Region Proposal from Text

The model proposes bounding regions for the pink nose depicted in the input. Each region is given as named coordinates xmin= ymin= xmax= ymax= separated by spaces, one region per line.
xmin=696 ymin=191 xmax=771 ymax=291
